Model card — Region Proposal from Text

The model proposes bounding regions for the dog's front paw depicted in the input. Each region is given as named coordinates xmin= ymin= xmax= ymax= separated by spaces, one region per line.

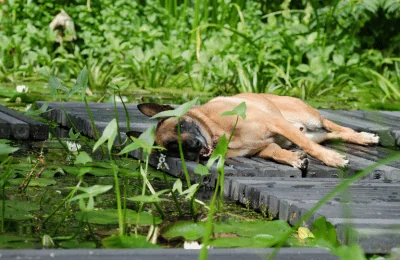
xmin=321 ymin=149 xmax=349 ymax=167
xmin=359 ymin=132 xmax=380 ymax=145
xmin=291 ymin=151 xmax=309 ymax=170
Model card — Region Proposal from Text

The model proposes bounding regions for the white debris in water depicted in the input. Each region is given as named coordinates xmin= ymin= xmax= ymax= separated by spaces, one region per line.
xmin=184 ymin=241 xmax=202 ymax=249
xmin=66 ymin=141 xmax=81 ymax=152
xmin=16 ymin=85 xmax=28 ymax=93
xmin=183 ymin=241 xmax=212 ymax=249
xmin=115 ymin=96 xmax=128 ymax=103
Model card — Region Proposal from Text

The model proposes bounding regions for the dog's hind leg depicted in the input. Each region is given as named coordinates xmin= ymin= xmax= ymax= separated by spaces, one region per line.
xmin=267 ymin=117 xmax=349 ymax=167
xmin=258 ymin=143 xmax=309 ymax=170
xmin=321 ymin=118 xmax=379 ymax=145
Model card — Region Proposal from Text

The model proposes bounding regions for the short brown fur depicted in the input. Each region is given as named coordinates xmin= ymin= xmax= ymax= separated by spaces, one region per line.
xmin=138 ymin=93 xmax=379 ymax=168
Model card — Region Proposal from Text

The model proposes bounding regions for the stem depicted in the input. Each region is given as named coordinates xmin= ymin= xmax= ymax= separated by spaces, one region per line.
xmin=177 ymin=118 xmax=191 ymax=187
xmin=110 ymin=153 xmax=124 ymax=236
xmin=0 ymin=156 xmax=13 ymax=233
xmin=1 ymin=186 xmax=5 ymax=232
xmin=136 ymin=153 xmax=166 ymax=230
xmin=199 ymin=166 xmax=222 ymax=260
xmin=60 ymin=105 xmax=92 ymax=150
xmin=162 ymin=172 xmax=183 ymax=216
xmin=84 ymin=96 xmax=106 ymax=156
xmin=177 ymin=117 xmax=198 ymax=217
xmin=113 ymin=93 xmax=122 ymax=146
xmin=119 ymin=92 xmax=130 ymax=133
xmin=45 ymin=179 xmax=82 ymax=227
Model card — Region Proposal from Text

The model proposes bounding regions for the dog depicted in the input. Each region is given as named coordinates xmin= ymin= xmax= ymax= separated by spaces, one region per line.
xmin=135 ymin=93 xmax=379 ymax=169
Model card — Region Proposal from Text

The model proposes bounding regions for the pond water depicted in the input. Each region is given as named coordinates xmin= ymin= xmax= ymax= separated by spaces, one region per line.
xmin=1 ymin=138 xmax=268 ymax=249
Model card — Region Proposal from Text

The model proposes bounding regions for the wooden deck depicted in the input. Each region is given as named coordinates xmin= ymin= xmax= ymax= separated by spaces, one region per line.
xmin=0 ymin=105 xmax=48 ymax=140
xmin=2 ymin=101 xmax=400 ymax=254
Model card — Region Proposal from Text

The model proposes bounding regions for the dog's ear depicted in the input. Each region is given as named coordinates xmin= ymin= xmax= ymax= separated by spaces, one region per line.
xmin=126 ymin=131 xmax=142 ymax=140
xmin=137 ymin=103 xmax=174 ymax=118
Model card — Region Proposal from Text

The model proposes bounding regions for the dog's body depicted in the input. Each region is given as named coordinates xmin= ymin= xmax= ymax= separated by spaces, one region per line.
xmin=138 ymin=93 xmax=379 ymax=169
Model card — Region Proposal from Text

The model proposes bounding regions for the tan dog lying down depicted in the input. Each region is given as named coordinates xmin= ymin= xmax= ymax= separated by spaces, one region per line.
xmin=137 ymin=93 xmax=379 ymax=169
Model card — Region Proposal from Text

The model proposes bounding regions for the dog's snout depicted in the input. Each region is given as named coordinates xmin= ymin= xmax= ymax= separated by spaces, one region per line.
xmin=188 ymin=138 xmax=203 ymax=149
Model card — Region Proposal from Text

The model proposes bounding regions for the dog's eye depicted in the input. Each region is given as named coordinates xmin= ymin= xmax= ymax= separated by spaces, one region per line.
xmin=177 ymin=121 xmax=186 ymax=132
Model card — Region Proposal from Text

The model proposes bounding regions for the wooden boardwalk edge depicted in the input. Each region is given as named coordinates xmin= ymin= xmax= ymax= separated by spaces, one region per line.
xmin=0 ymin=105 xmax=48 ymax=140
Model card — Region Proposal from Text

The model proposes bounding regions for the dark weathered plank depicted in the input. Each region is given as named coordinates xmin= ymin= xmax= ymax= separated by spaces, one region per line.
xmin=0 ymin=118 xmax=11 ymax=139
xmin=335 ymin=110 xmax=400 ymax=128
xmin=225 ymin=177 xmax=400 ymax=253
xmin=0 ymin=111 xmax=29 ymax=139
xmin=0 ymin=105 xmax=48 ymax=140
xmin=320 ymin=110 xmax=396 ymax=146
xmin=335 ymin=224 xmax=400 ymax=254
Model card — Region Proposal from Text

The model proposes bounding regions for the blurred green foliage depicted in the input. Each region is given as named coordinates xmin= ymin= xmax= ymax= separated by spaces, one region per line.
xmin=0 ymin=0 xmax=399 ymax=109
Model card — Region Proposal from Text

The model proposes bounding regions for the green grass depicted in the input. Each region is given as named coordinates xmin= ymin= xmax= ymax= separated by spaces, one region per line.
xmin=0 ymin=0 xmax=399 ymax=109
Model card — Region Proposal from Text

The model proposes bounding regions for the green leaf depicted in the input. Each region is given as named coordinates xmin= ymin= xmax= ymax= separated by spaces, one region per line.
xmin=0 ymin=143 xmax=19 ymax=155
xmin=69 ymin=185 xmax=113 ymax=202
xmin=118 ymin=126 xmax=161 ymax=155
xmin=0 ymin=200 xmax=40 ymax=220
xmin=26 ymin=178 xmax=56 ymax=187
xmin=78 ymin=167 xmax=93 ymax=177
xmin=206 ymin=135 xmax=228 ymax=169
xmin=333 ymin=54 xmax=345 ymax=66
xmin=0 ymin=236 xmax=35 ymax=249
xmin=79 ymin=196 xmax=94 ymax=212
xmin=48 ymin=75 xmax=68 ymax=98
xmin=172 ymin=179 xmax=183 ymax=194
xmin=311 ymin=216 xmax=340 ymax=249
xmin=127 ymin=189 xmax=170 ymax=203
xmin=59 ymin=240 xmax=97 ymax=249
xmin=93 ymin=119 xmax=118 ymax=152
xmin=181 ymin=183 xmax=199 ymax=199
xmin=296 ymin=64 xmax=310 ymax=73
xmin=347 ymin=54 xmax=360 ymax=66
xmin=25 ymin=102 xmax=49 ymax=117
xmin=102 ymin=235 xmax=160 ymax=248
xmin=76 ymin=209 xmax=161 ymax=225
xmin=42 ymin=234 xmax=55 ymax=248
xmin=68 ymin=128 xmax=80 ymax=140
xmin=306 ymin=32 xmax=317 ymax=44
xmin=151 ymin=98 xmax=198 ymax=119
xmin=215 ymin=219 xmax=291 ymax=238
xmin=210 ymin=234 xmax=283 ymax=248
xmin=74 ymin=151 xmax=92 ymax=165
xmin=332 ymin=244 xmax=367 ymax=260
xmin=194 ymin=164 xmax=210 ymax=176
xmin=220 ymin=102 xmax=247 ymax=120
xmin=0 ymin=236 xmax=29 ymax=244
xmin=67 ymin=66 xmax=88 ymax=99
xmin=162 ymin=221 xmax=206 ymax=241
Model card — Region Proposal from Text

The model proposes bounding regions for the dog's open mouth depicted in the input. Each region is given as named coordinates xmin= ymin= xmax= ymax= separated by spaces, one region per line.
xmin=199 ymin=144 xmax=214 ymax=158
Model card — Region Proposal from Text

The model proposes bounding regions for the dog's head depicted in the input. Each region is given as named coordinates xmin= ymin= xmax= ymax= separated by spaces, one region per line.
xmin=133 ymin=103 xmax=213 ymax=161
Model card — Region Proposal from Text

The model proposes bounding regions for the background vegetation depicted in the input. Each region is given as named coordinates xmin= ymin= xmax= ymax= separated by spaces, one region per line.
xmin=1 ymin=0 xmax=400 ymax=109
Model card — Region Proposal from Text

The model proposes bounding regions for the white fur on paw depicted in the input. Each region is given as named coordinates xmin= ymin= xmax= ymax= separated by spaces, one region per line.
xmin=360 ymin=132 xmax=380 ymax=144
xmin=322 ymin=149 xmax=349 ymax=167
